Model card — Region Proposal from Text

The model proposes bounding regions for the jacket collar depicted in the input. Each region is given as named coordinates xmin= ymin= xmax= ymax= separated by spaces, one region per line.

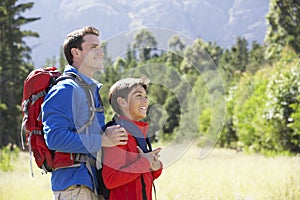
xmin=117 ymin=115 xmax=149 ymax=136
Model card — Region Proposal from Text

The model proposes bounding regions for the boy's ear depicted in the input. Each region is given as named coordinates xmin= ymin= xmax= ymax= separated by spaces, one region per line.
xmin=117 ymin=97 xmax=126 ymax=107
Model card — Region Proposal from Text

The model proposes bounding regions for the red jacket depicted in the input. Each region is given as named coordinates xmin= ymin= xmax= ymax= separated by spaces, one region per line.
xmin=102 ymin=117 xmax=163 ymax=200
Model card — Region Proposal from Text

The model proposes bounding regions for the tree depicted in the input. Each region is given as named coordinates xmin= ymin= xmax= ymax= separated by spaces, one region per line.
xmin=232 ymin=70 xmax=269 ymax=152
xmin=219 ymin=37 xmax=249 ymax=87
xmin=230 ymin=37 xmax=249 ymax=73
xmin=265 ymin=0 xmax=300 ymax=58
xmin=264 ymin=48 xmax=300 ymax=153
xmin=168 ymin=35 xmax=185 ymax=52
xmin=180 ymin=39 xmax=210 ymax=74
xmin=124 ymin=44 xmax=137 ymax=70
xmin=167 ymin=35 xmax=185 ymax=70
xmin=132 ymin=29 xmax=157 ymax=61
xmin=0 ymin=0 xmax=39 ymax=146
xmin=58 ymin=47 xmax=67 ymax=73
xmin=162 ymin=93 xmax=180 ymax=135
xmin=45 ymin=56 xmax=57 ymax=67
xmin=246 ymin=41 xmax=267 ymax=74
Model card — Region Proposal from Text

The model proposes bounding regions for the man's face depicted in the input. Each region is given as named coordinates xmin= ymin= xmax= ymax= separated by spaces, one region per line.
xmin=77 ymin=34 xmax=104 ymax=73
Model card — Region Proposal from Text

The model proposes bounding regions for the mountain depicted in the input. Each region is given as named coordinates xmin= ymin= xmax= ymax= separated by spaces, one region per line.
xmin=19 ymin=0 xmax=270 ymax=67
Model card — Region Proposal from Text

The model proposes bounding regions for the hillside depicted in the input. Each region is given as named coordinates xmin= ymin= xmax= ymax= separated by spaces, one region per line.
xmin=19 ymin=0 xmax=269 ymax=67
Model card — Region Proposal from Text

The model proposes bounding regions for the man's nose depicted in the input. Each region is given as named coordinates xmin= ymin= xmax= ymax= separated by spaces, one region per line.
xmin=96 ymin=47 xmax=104 ymax=56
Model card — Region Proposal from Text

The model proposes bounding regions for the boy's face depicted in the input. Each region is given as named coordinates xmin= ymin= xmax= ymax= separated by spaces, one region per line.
xmin=120 ymin=85 xmax=148 ymax=121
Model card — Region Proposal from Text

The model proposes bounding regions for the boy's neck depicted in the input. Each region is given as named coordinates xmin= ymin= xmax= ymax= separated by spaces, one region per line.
xmin=117 ymin=114 xmax=142 ymax=122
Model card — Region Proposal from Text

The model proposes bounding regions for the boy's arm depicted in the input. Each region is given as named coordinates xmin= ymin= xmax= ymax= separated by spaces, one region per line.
xmin=102 ymin=145 xmax=152 ymax=189
xmin=146 ymin=147 xmax=163 ymax=180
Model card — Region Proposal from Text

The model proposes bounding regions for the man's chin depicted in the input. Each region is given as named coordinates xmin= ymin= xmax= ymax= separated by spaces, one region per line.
xmin=94 ymin=64 xmax=104 ymax=71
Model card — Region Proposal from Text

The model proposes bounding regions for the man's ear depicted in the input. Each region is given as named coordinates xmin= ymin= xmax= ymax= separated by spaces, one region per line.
xmin=71 ymin=48 xmax=79 ymax=58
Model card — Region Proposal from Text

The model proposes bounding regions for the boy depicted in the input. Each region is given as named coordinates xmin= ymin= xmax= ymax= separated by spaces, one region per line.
xmin=102 ymin=77 xmax=163 ymax=200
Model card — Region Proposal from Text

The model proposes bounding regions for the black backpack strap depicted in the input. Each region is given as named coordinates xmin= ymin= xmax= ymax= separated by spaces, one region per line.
xmin=146 ymin=137 xmax=152 ymax=151
xmin=113 ymin=116 xmax=155 ymax=200
xmin=114 ymin=116 xmax=151 ymax=153
xmin=102 ymin=117 xmax=158 ymax=200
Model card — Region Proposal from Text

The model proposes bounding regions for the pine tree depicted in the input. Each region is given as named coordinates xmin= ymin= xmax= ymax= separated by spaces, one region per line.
xmin=265 ymin=0 xmax=300 ymax=58
xmin=132 ymin=29 xmax=157 ymax=61
xmin=0 ymin=0 xmax=39 ymax=146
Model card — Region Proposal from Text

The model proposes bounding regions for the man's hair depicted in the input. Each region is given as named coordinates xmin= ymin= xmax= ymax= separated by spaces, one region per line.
xmin=109 ymin=77 xmax=150 ymax=115
xmin=63 ymin=26 xmax=100 ymax=65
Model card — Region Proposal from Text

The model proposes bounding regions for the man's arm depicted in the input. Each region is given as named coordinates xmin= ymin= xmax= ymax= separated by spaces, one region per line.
xmin=102 ymin=125 xmax=128 ymax=147
xmin=42 ymin=84 xmax=102 ymax=153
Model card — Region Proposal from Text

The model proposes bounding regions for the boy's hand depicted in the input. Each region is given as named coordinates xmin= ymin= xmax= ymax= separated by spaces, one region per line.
xmin=102 ymin=125 xmax=128 ymax=147
xmin=151 ymin=160 xmax=162 ymax=171
xmin=137 ymin=146 xmax=162 ymax=170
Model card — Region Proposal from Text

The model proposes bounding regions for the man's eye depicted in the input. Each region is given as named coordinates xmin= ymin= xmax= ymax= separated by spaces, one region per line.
xmin=92 ymin=45 xmax=100 ymax=49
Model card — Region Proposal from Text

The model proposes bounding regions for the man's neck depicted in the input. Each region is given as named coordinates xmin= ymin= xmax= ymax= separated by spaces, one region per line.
xmin=73 ymin=64 xmax=93 ymax=78
xmin=78 ymin=67 xmax=93 ymax=79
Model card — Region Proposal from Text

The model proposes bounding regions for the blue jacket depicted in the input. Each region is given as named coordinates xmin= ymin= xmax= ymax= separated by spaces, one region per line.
xmin=42 ymin=65 xmax=105 ymax=192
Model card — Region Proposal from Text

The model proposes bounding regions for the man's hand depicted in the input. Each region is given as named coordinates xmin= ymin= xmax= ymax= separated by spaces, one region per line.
xmin=137 ymin=146 xmax=162 ymax=171
xmin=102 ymin=125 xmax=128 ymax=147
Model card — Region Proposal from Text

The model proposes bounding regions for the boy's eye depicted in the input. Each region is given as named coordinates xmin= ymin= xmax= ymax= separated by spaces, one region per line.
xmin=136 ymin=94 xmax=147 ymax=98
xmin=139 ymin=95 xmax=148 ymax=100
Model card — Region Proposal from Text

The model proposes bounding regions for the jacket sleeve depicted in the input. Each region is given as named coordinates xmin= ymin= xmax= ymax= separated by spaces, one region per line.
xmin=152 ymin=162 xmax=163 ymax=180
xmin=42 ymin=83 xmax=102 ymax=153
xmin=102 ymin=143 xmax=152 ymax=189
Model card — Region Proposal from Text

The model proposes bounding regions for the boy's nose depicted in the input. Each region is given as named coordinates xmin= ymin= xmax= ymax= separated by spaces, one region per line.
xmin=143 ymin=97 xmax=148 ymax=103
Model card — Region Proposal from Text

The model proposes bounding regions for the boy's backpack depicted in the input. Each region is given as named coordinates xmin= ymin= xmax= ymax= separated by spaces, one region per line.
xmin=21 ymin=66 xmax=103 ymax=176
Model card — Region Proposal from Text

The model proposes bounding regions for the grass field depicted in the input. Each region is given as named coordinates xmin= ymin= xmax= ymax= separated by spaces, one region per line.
xmin=156 ymin=145 xmax=300 ymax=200
xmin=1 ymin=144 xmax=299 ymax=200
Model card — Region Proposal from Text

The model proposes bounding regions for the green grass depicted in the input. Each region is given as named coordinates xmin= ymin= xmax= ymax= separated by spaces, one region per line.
xmin=0 ymin=152 xmax=52 ymax=200
xmin=0 ymin=145 xmax=19 ymax=171
xmin=155 ymin=145 xmax=300 ymax=200
xmin=0 ymin=144 xmax=299 ymax=200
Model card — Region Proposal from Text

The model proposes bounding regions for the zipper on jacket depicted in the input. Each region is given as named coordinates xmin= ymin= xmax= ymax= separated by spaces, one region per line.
xmin=141 ymin=175 xmax=147 ymax=200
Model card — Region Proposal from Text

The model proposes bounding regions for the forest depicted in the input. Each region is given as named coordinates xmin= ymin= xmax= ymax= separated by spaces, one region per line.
xmin=1 ymin=0 xmax=300 ymax=156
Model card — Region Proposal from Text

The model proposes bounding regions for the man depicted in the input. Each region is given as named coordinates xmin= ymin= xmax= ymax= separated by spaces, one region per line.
xmin=42 ymin=26 xmax=128 ymax=200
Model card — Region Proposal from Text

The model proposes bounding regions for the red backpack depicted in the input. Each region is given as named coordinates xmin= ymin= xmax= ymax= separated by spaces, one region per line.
xmin=21 ymin=67 xmax=60 ymax=175
xmin=21 ymin=66 xmax=102 ymax=176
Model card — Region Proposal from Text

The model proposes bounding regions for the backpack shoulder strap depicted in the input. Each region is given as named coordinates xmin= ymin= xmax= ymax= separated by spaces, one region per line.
xmin=114 ymin=116 xmax=152 ymax=153
xmin=55 ymin=73 xmax=102 ymax=195
xmin=113 ymin=116 xmax=154 ymax=200
xmin=105 ymin=116 xmax=156 ymax=200
xmin=56 ymin=72 xmax=104 ymax=133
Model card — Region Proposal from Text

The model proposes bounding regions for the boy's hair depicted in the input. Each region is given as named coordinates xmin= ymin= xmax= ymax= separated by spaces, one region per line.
xmin=109 ymin=77 xmax=150 ymax=115
xmin=63 ymin=26 xmax=100 ymax=65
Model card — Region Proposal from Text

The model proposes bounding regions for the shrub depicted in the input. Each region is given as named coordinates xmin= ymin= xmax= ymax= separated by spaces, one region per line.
xmin=0 ymin=144 xmax=19 ymax=171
